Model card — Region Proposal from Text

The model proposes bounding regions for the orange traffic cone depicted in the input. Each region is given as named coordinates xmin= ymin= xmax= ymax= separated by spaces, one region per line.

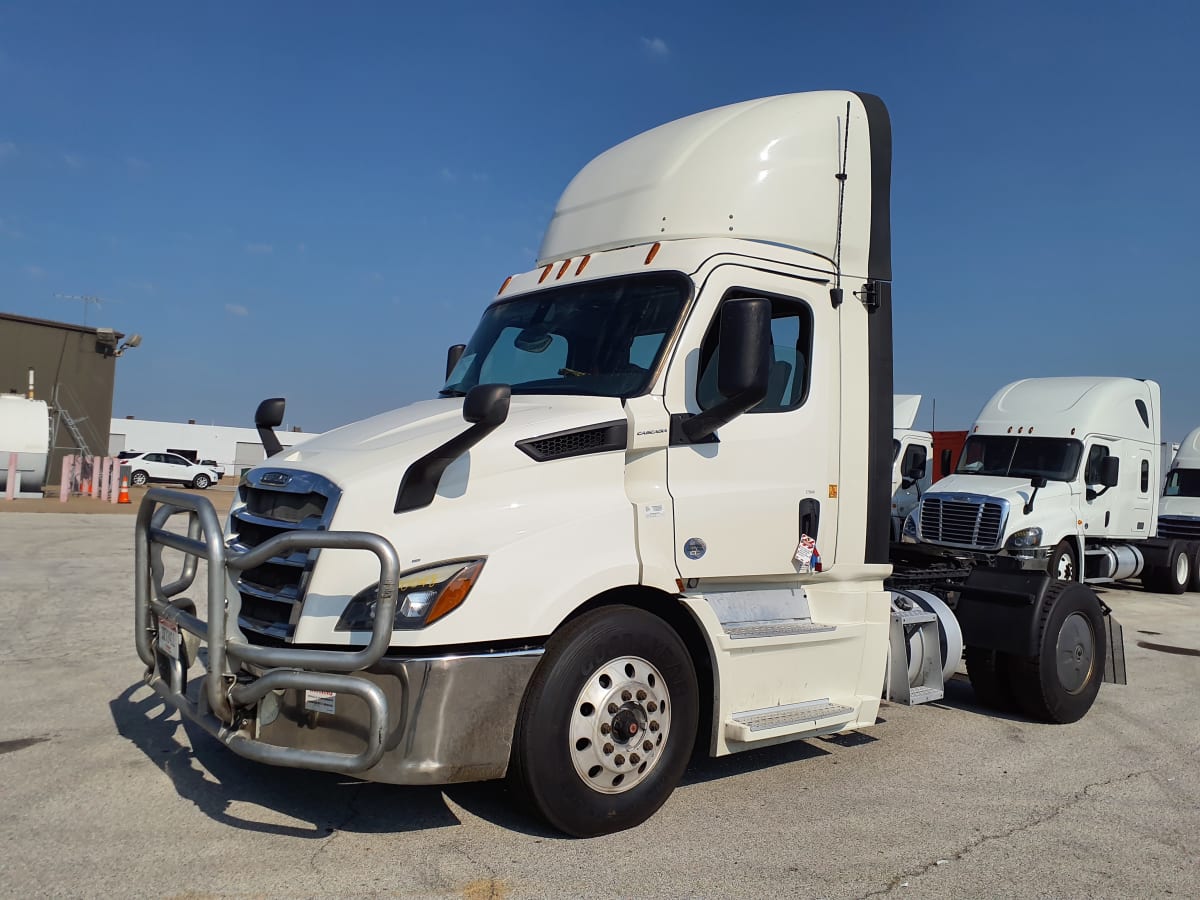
xmin=118 ymin=476 xmax=131 ymax=505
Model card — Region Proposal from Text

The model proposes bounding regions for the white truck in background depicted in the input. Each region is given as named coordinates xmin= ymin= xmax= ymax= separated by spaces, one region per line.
xmin=130 ymin=92 xmax=1124 ymax=838
xmin=1157 ymin=425 xmax=1200 ymax=590
xmin=891 ymin=394 xmax=932 ymax=540
xmin=907 ymin=377 xmax=1199 ymax=594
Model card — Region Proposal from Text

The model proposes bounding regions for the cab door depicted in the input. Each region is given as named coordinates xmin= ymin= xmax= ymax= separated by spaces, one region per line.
xmin=664 ymin=268 xmax=837 ymax=579
xmin=1082 ymin=440 xmax=1118 ymax=536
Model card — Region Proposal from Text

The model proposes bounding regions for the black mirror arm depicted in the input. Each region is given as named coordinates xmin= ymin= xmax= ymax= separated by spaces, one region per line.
xmin=680 ymin=386 xmax=768 ymax=443
xmin=257 ymin=425 xmax=283 ymax=458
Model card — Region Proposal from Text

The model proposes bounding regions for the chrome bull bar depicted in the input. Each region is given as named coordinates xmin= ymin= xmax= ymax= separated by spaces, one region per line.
xmin=134 ymin=488 xmax=400 ymax=774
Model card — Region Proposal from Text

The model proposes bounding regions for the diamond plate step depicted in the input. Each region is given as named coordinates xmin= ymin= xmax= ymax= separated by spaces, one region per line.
xmin=905 ymin=685 xmax=944 ymax=706
xmin=723 ymin=620 xmax=835 ymax=640
xmin=725 ymin=699 xmax=855 ymax=742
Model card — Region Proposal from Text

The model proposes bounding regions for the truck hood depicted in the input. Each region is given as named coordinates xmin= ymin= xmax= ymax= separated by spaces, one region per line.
xmin=925 ymin=474 xmax=1073 ymax=519
xmin=270 ymin=394 xmax=624 ymax=483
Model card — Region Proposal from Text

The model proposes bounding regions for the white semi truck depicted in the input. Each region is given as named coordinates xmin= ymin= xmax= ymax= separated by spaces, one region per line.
xmin=132 ymin=92 xmax=1124 ymax=837
xmin=891 ymin=394 xmax=932 ymax=540
xmin=1158 ymin=425 xmax=1200 ymax=591
xmin=906 ymin=377 xmax=1199 ymax=594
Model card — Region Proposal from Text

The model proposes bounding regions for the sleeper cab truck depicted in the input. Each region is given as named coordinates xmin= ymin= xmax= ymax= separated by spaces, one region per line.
xmin=891 ymin=394 xmax=932 ymax=540
xmin=1158 ymin=425 xmax=1200 ymax=591
xmin=907 ymin=376 xmax=1198 ymax=593
xmin=133 ymin=92 xmax=1122 ymax=838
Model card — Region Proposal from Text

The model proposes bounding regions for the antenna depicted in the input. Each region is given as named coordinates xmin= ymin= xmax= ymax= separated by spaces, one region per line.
xmin=55 ymin=293 xmax=106 ymax=326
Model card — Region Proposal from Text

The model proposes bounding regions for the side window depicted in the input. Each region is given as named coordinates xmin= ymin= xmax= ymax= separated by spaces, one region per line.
xmin=145 ymin=453 xmax=163 ymax=463
xmin=1084 ymin=445 xmax=1110 ymax=484
xmin=902 ymin=444 xmax=928 ymax=481
xmin=696 ymin=291 xmax=813 ymax=413
xmin=1140 ymin=460 xmax=1150 ymax=493
xmin=166 ymin=454 xmax=188 ymax=466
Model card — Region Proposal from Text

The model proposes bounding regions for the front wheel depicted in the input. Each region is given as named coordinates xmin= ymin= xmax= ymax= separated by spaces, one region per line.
xmin=130 ymin=470 xmax=148 ymax=486
xmin=191 ymin=474 xmax=211 ymax=490
xmin=510 ymin=605 xmax=698 ymax=837
xmin=1047 ymin=540 xmax=1078 ymax=582
xmin=1007 ymin=581 xmax=1106 ymax=723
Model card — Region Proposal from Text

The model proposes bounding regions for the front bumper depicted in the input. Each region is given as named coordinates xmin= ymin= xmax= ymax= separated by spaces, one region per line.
xmin=134 ymin=488 xmax=541 ymax=784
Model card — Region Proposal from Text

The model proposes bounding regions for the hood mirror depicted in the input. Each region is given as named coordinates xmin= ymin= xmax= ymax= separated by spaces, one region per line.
xmin=254 ymin=397 xmax=286 ymax=457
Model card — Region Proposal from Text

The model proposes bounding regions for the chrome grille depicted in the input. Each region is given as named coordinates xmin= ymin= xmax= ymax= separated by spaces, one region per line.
xmin=920 ymin=495 xmax=1007 ymax=550
xmin=229 ymin=469 xmax=341 ymax=642
xmin=1157 ymin=515 xmax=1200 ymax=540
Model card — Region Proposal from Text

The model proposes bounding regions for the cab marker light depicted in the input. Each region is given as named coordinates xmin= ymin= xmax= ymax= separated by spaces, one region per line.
xmin=498 ymin=275 xmax=514 ymax=294
xmin=644 ymin=242 xmax=661 ymax=265
xmin=575 ymin=255 xmax=591 ymax=275
xmin=538 ymin=264 xmax=553 ymax=283
xmin=556 ymin=259 xmax=571 ymax=279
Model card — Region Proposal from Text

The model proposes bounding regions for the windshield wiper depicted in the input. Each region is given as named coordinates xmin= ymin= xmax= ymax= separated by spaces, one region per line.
xmin=439 ymin=388 xmax=466 ymax=397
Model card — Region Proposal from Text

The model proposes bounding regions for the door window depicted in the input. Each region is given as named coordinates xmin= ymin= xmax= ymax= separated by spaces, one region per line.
xmin=1084 ymin=445 xmax=1110 ymax=484
xmin=696 ymin=291 xmax=813 ymax=413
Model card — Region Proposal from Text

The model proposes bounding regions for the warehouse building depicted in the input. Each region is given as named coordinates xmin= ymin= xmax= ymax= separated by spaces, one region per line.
xmin=0 ymin=311 xmax=134 ymax=478
xmin=108 ymin=417 xmax=321 ymax=476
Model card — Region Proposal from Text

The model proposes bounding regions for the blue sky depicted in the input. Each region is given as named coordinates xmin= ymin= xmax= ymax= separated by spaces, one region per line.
xmin=1 ymin=1 xmax=1198 ymax=439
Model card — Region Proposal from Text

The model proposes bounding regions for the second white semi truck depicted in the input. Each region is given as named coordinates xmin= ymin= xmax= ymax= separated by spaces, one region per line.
xmin=907 ymin=377 xmax=1199 ymax=594
xmin=130 ymin=91 xmax=1124 ymax=837
xmin=891 ymin=394 xmax=932 ymax=540
xmin=1158 ymin=425 xmax=1200 ymax=591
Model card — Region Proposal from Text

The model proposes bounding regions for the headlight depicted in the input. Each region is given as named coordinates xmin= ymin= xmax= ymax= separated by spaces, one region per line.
xmin=1005 ymin=526 xmax=1043 ymax=549
xmin=335 ymin=559 xmax=485 ymax=631
xmin=901 ymin=513 xmax=918 ymax=543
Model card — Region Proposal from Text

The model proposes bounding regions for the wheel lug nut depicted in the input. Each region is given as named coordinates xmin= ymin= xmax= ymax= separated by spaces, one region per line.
xmin=643 ymin=740 xmax=653 ymax=751
xmin=614 ymin=754 xmax=625 ymax=766
xmin=600 ymin=722 xmax=611 ymax=735
xmin=630 ymin=753 xmax=640 ymax=764
xmin=621 ymin=690 xmax=632 ymax=701
xmin=607 ymin=702 xmax=618 ymax=714
xmin=649 ymin=721 xmax=660 ymax=732
xmin=603 ymin=743 xmax=614 ymax=755
xmin=647 ymin=701 xmax=658 ymax=712
xmin=636 ymin=689 xmax=647 ymax=701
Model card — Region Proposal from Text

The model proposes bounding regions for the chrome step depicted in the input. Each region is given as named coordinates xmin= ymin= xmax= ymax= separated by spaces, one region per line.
xmin=723 ymin=619 xmax=835 ymax=640
xmin=725 ymin=699 xmax=855 ymax=742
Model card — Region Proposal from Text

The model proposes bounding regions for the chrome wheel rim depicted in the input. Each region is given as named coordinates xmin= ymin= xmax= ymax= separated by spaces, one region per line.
xmin=1056 ymin=611 xmax=1095 ymax=694
xmin=1176 ymin=552 xmax=1189 ymax=585
xmin=569 ymin=655 xmax=671 ymax=795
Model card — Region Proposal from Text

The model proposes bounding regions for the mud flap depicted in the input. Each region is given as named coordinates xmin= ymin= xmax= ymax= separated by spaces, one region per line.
xmin=1102 ymin=612 xmax=1127 ymax=685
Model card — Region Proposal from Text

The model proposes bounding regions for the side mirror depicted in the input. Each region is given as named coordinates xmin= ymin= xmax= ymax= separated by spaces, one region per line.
xmin=463 ymin=383 xmax=511 ymax=427
xmin=683 ymin=298 xmax=772 ymax=442
xmin=903 ymin=452 xmax=927 ymax=483
xmin=1031 ymin=475 xmax=1048 ymax=489
xmin=940 ymin=448 xmax=953 ymax=479
xmin=254 ymin=397 xmax=286 ymax=457
xmin=716 ymin=299 xmax=772 ymax=399
xmin=445 ymin=344 xmax=466 ymax=381
xmin=1099 ymin=456 xmax=1119 ymax=487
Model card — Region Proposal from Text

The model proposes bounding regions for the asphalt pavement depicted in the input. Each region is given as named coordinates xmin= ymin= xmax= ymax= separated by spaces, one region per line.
xmin=1 ymin=511 xmax=1197 ymax=899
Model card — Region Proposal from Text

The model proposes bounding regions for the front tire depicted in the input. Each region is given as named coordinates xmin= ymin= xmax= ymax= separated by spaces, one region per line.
xmin=1007 ymin=581 xmax=1106 ymax=723
xmin=191 ymin=474 xmax=211 ymax=490
xmin=130 ymin=470 xmax=148 ymax=486
xmin=1047 ymin=540 xmax=1078 ymax=582
xmin=510 ymin=605 xmax=698 ymax=837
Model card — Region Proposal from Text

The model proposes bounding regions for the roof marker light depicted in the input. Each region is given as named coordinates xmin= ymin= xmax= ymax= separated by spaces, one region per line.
xmin=556 ymin=259 xmax=571 ymax=279
xmin=644 ymin=242 xmax=661 ymax=265
xmin=538 ymin=265 xmax=553 ymax=284
xmin=576 ymin=255 xmax=591 ymax=276
xmin=498 ymin=275 xmax=513 ymax=295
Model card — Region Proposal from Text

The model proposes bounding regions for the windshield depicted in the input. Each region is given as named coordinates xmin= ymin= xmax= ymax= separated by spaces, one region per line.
xmin=956 ymin=435 xmax=1083 ymax=481
xmin=442 ymin=273 xmax=690 ymax=399
xmin=1164 ymin=468 xmax=1200 ymax=498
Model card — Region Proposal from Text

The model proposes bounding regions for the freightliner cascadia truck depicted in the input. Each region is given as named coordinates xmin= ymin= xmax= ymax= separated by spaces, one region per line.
xmin=1157 ymin=425 xmax=1200 ymax=590
xmin=905 ymin=377 xmax=1199 ymax=594
xmin=134 ymin=91 xmax=1124 ymax=837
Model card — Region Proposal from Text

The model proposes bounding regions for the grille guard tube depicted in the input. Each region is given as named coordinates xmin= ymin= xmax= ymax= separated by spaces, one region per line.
xmin=134 ymin=488 xmax=401 ymax=774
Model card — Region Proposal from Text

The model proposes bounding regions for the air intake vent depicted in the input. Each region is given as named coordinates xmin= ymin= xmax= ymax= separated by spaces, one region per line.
xmin=517 ymin=420 xmax=628 ymax=462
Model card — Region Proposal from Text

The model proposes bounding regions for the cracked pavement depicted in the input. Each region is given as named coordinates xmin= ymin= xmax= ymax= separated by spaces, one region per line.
xmin=1 ymin=512 xmax=1198 ymax=898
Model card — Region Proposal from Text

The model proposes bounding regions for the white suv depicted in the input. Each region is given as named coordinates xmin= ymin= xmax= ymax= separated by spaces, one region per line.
xmin=120 ymin=452 xmax=220 ymax=490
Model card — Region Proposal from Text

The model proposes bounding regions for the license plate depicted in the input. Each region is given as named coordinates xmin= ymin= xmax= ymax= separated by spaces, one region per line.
xmin=157 ymin=616 xmax=181 ymax=660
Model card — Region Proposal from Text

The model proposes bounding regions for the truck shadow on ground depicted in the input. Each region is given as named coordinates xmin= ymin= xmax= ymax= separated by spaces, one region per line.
xmin=109 ymin=681 xmax=889 ymax=839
